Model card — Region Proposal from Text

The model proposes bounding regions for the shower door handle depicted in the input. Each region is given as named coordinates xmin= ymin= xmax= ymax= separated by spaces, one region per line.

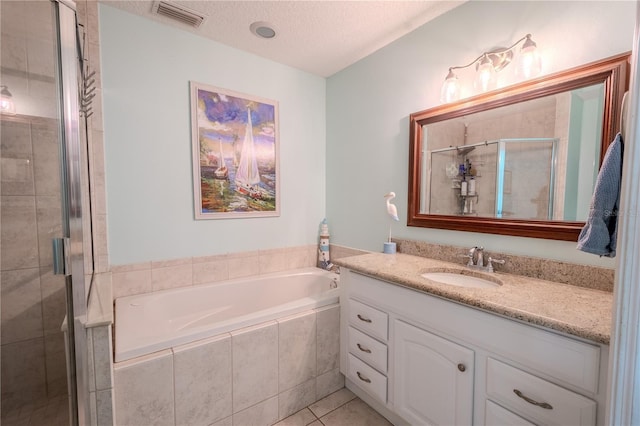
xmin=52 ymin=237 xmax=71 ymax=276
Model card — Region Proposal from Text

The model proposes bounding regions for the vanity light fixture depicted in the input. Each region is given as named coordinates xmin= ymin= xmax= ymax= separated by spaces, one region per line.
xmin=440 ymin=34 xmax=542 ymax=103
xmin=0 ymin=85 xmax=16 ymax=115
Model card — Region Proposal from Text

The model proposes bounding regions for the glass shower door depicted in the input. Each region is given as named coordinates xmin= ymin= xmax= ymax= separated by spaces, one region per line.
xmin=1 ymin=1 xmax=87 ymax=424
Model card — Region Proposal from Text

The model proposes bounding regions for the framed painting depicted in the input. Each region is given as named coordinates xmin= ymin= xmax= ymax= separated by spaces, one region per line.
xmin=190 ymin=82 xmax=280 ymax=219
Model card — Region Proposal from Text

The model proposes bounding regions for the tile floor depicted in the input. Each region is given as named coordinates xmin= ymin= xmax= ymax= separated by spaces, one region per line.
xmin=275 ymin=388 xmax=392 ymax=426
xmin=0 ymin=388 xmax=388 ymax=426
xmin=1 ymin=395 xmax=70 ymax=426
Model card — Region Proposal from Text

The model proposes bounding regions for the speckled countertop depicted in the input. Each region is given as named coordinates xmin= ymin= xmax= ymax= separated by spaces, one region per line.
xmin=334 ymin=252 xmax=613 ymax=345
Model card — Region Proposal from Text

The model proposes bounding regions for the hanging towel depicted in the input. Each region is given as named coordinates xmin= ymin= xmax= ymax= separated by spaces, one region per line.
xmin=577 ymin=133 xmax=624 ymax=257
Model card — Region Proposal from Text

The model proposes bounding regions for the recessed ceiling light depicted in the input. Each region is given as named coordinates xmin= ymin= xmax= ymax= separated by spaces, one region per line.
xmin=250 ymin=21 xmax=276 ymax=39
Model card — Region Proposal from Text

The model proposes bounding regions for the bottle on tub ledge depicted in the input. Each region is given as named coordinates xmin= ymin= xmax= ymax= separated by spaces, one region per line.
xmin=318 ymin=218 xmax=334 ymax=270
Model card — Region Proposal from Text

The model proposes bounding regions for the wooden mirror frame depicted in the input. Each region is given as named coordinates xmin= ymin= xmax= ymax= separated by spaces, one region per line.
xmin=408 ymin=52 xmax=630 ymax=241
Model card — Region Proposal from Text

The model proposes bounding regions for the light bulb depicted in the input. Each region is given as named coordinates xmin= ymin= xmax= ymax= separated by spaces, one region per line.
xmin=0 ymin=86 xmax=16 ymax=115
xmin=440 ymin=69 xmax=460 ymax=103
xmin=474 ymin=55 xmax=496 ymax=93
xmin=516 ymin=36 xmax=542 ymax=79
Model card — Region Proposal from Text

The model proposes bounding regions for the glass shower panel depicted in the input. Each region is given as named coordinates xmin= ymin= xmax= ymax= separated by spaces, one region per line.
xmin=0 ymin=0 xmax=69 ymax=422
xmin=496 ymin=138 xmax=557 ymax=220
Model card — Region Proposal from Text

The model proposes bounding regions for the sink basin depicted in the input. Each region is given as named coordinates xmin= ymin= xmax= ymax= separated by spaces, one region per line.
xmin=421 ymin=270 xmax=501 ymax=289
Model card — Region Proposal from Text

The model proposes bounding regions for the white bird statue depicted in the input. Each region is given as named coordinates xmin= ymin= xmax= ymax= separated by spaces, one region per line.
xmin=384 ymin=192 xmax=399 ymax=243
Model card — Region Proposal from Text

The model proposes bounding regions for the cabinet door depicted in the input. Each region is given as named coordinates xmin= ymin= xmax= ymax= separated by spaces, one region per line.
xmin=394 ymin=320 xmax=474 ymax=426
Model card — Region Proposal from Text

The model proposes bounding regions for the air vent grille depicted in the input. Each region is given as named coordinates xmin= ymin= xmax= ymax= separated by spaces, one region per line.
xmin=152 ymin=1 xmax=206 ymax=28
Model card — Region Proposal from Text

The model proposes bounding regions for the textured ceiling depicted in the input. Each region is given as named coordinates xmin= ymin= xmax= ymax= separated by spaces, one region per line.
xmin=100 ymin=1 xmax=465 ymax=77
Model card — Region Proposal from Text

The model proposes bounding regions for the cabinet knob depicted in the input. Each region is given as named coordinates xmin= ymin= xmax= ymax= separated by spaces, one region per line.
xmin=457 ymin=363 xmax=466 ymax=372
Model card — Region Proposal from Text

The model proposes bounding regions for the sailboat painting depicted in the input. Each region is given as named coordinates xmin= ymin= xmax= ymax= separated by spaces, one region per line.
xmin=190 ymin=82 xmax=279 ymax=219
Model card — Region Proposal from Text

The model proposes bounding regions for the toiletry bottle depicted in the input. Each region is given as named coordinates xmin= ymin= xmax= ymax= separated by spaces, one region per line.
xmin=460 ymin=175 xmax=468 ymax=196
xmin=469 ymin=177 xmax=476 ymax=195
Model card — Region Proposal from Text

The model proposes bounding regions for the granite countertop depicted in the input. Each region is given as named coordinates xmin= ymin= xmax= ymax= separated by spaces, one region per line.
xmin=334 ymin=252 xmax=613 ymax=345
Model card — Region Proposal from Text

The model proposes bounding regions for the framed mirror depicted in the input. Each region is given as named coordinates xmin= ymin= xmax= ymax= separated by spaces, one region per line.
xmin=408 ymin=53 xmax=630 ymax=241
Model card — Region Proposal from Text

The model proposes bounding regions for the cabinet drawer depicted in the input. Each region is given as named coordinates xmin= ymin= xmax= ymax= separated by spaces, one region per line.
xmin=486 ymin=358 xmax=596 ymax=426
xmin=348 ymin=326 xmax=387 ymax=373
xmin=348 ymin=298 xmax=388 ymax=341
xmin=347 ymin=353 xmax=387 ymax=403
xmin=485 ymin=400 xmax=535 ymax=426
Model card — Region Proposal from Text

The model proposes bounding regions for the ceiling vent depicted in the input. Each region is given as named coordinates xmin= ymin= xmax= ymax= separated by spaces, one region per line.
xmin=151 ymin=1 xmax=206 ymax=28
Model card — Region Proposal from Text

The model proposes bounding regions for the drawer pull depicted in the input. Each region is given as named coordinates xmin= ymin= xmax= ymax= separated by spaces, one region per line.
xmin=357 ymin=314 xmax=372 ymax=323
xmin=513 ymin=389 xmax=553 ymax=410
xmin=457 ymin=363 xmax=466 ymax=372
xmin=356 ymin=371 xmax=372 ymax=383
xmin=357 ymin=343 xmax=372 ymax=353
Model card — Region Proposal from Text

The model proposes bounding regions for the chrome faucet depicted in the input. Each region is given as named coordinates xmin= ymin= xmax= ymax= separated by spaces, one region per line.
xmin=461 ymin=246 xmax=505 ymax=272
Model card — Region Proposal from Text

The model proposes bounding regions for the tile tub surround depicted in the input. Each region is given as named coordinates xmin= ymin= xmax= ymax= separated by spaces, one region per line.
xmin=334 ymin=252 xmax=613 ymax=344
xmin=111 ymin=245 xmax=319 ymax=299
xmin=394 ymin=238 xmax=614 ymax=292
xmin=114 ymin=304 xmax=343 ymax=426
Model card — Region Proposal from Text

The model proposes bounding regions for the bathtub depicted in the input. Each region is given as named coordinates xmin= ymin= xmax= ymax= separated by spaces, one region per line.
xmin=114 ymin=267 xmax=340 ymax=362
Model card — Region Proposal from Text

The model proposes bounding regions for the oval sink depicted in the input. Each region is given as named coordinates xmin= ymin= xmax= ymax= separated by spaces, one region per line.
xmin=421 ymin=270 xmax=501 ymax=289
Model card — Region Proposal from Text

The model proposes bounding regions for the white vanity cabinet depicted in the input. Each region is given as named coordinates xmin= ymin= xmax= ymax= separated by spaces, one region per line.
xmin=339 ymin=269 xmax=609 ymax=426
xmin=394 ymin=320 xmax=474 ymax=425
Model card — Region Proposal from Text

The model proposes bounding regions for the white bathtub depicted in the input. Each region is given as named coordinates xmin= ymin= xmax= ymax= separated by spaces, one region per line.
xmin=114 ymin=267 xmax=340 ymax=362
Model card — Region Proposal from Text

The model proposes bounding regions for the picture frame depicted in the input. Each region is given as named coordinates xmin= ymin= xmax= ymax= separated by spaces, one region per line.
xmin=190 ymin=82 xmax=280 ymax=219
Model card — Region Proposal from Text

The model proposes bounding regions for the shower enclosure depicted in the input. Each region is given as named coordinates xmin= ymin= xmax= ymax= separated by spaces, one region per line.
xmin=427 ymin=138 xmax=558 ymax=220
xmin=1 ymin=1 xmax=90 ymax=424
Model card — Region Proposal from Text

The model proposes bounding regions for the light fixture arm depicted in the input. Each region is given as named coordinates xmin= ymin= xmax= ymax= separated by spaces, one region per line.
xmin=448 ymin=34 xmax=532 ymax=73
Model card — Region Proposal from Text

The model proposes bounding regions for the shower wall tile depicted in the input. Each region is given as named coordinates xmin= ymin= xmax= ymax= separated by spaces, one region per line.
xmin=0 ymin=337 xmax=47 ymax=413
xmin=44 ymin=332 xmax=67 ymax=397
xmin=40 ymin=268 xmax=66 ymax=335
xmin=36 ymin=195 xmax=62 ymax=268
xmin=31 ymin=120 xmax=60 ymax=196
xmin=1 ymin=1 xmax=28 ymax=39
xmin=114 ymin=349 xmax=174 ymax=426
xmin=1 ymin=195 xmax=39 ymax=270
xmin=232 ymin=396 xmax=279 ymax=426
xmin=278 ymin=378 xmax=317 ymax=421
xmin=0 ymin=33 xmax=28 ymax=73
xmin=278 ymin=311 xmax=317 ymax=392
xmin=316 ymin=304 xmax=340 ymax=375
xmin=1 ymin=267 xmax=43 ymax=344
xmin=316 ymin=368 xmax=345 ymax=400
xmin=212 ymin=416 xmax=232 ymax=426
xmin=1 ymin=155 xmax=34 ymax=195
xmin=231 ymin=321 xmax=278 ymax=412
xmin=173 ymin=334 xmax=232 ymax=426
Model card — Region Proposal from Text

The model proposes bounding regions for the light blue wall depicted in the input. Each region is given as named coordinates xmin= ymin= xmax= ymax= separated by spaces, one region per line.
xmin=326 ymin=1 xmax=635 ymax=267
xmin=99 ymin=5 xmax=326 ymax=265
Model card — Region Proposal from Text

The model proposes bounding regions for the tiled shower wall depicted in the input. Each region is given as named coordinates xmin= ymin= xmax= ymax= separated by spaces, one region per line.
xmin=1 ymin=115 xmax=68 ymax=413
xmin=1 ymin=0 xmax=69 ymax=411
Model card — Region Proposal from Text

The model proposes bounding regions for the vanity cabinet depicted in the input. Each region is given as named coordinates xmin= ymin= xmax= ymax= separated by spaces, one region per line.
xmin=394 ymin=320 xmax=474 ymax=425
xmin=339 ymin=269 xmax=608 ymax=426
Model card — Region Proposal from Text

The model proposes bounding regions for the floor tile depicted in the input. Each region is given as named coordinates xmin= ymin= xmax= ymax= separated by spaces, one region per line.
xmin=318 ymin=398 xmax=392 ymax=426
xmin=273 ymin=407 xmax=318 ymax=426
xmin=308 ymin=387 xmax=356 ymax=418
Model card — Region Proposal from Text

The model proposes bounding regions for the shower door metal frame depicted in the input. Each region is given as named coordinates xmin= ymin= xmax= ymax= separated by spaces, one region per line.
xmin=53 ymin=0 xmax=89 ymax=424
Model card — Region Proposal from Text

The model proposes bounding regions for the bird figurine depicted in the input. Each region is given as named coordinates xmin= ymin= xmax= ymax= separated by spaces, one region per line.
xmin=384 ymin=192 xmax=399 ymax=221
xmin=384 ymin=192 xmax=399 ymax=244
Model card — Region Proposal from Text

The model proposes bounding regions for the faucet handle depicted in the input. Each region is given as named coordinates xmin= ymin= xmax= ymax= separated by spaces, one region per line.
xmin=487 ymin=257 xmax=505 ymax=272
